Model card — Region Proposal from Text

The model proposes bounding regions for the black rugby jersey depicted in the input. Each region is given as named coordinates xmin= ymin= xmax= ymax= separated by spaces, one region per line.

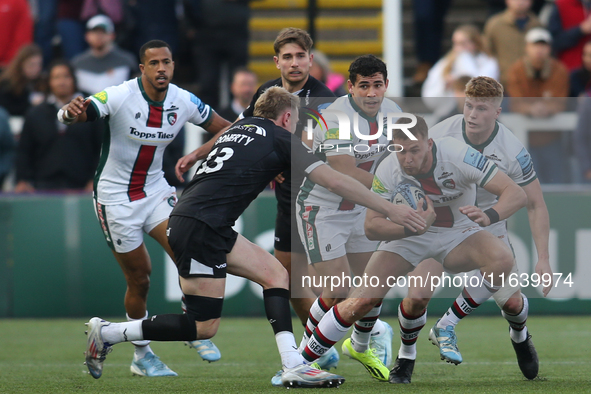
xmin=242 ymin=76 xmax=336 ymax=213
xmin=171 ymin=117 xmax=323 ymax=228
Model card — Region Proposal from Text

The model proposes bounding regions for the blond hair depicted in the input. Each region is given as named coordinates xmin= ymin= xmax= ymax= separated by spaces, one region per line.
xmin=253 ymin=86 xmax=300 ymax=120
xmin=442 ymin=25 xmax=487 ymax=78
xmin=273 ymin=27 xmax=313 ymax=55
xmin=464 ymin=76 xmax=504 ymax=106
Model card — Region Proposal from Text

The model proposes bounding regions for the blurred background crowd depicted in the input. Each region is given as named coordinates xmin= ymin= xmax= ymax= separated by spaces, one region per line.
xmin=0 ymin=0 xmax=590 ymax=193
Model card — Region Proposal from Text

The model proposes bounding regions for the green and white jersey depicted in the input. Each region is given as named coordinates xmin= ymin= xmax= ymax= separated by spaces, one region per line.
xmin=429 ymin=114 xmax=537 ymax=212
xmin=89 ymin=77 xmax=212 ymax=204
xmin=298 ymin=95 xmax=402 ymax=210
xmin=371 ymin=137 xmax=498 ymax=229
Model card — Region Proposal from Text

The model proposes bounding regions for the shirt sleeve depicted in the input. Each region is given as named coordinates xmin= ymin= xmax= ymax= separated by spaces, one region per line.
xmin=371 ymin=156 xmax=395 ymax=202
xmin=508 ymin=146 xmax=537 ymax=186
xmin=458 ymin=144 xmax=498 ymax=188
xmin=88 ymin=86 xmax=122 ymax=119
xmin=186 ymin=92 xmax=213 ymax=127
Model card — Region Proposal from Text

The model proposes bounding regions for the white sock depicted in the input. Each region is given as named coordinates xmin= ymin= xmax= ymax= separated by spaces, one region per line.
xmin=276 ymin=331 xmax=305 ymax=369
xmin=371 ymin=319 xmax=387 ymax=337
xmin=351 ymin=303 xmax=382 ymax=353
xmin=101 ymin=320 xmax=143 ymax=344
xmin=438 ymin=271 xmax=499 ymax=329
xmin=502 ymin=294 xmax=529 ymax=343
xmin=300 ymin=297 xmax=329 ymax=351
xmin=397 ymin=302 xmax=426 ymax=360
xmin=127 ymin=312 xmax=153 ymax=359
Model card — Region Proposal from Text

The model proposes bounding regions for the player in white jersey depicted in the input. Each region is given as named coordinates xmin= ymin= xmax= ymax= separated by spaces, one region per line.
xmin=295 ymin=55 xmax=398 ymax=378
xmin=298 ymin=115 xmax=528 ymax=383
xmin=59 ymin=40 xmax=232 ymax=376
xmin=391 ymin=77 xmax=551 ymax=383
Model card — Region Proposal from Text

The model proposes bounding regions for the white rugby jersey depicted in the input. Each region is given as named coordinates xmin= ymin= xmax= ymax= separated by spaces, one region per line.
xmin=371 ymin=137 xmax=498 ymax=229
xmin=298 ymin=95 xmax=402 ymax=210
xmin=430 ymin=114 xmax=537 ymax=211
xmin=89 ymin=77 xmax=212 ymax=204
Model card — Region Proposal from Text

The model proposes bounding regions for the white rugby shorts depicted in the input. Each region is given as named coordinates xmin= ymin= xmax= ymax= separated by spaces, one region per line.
xmin=94 ymin=185 xmax=177 ymax=253
xmin=296 ymin=205 xmax=378 ymax=265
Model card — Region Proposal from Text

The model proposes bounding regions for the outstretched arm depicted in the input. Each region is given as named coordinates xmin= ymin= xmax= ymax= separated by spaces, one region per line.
xmin=58 ymin=96 xmax=92 ymax=125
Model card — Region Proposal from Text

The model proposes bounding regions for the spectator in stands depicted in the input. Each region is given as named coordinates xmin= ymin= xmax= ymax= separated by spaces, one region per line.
xmin=574 ymin=92 xmax=591 ymax=182
xmin=56 ymin=0 xmax=88 ymax=60
xmin=411 ymin=0 xmax=453 ymax=84
xmin=422 ymin=25 xmax=499 ymax=119
xmin=33 ymin=0 xmax=57 ymax=67
xmin=0 ymin=106 xmax=14 ymax=188
xmin=548 ymin=0 xmax=591 ymax=72
xmin=0 ymin=44 xmax=44 ymax=116
xmin=72 ymin=15 xmax=137 ymax=96
xmin=217 ymin=67 xmax=258 ymax=122
xmin=14 ymin=60 xmax=102 ymax=193
xmin=483 ymin=0 xmax=542 ymax=89
xmin=570 ymin=41 xmax=591 ymax=97
xmin=506 ymin=28 xmax=570 ymax=184
xmin=0 ymin=0 xmax=33 ymax=69
xmin=433 ymin=75 xmax=472 ymax=123
xmin=309 ymin=49 xmax=347 ymax=97
xmin=184 ymin=0 xmax=250 ymax=110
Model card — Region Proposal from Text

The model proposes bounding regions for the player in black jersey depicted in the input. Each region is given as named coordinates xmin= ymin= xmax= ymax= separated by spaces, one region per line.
xmin=83 ymin=87 xmax=427 ymax=388
xmin=175 ymin=28 xmax=336 ymax=330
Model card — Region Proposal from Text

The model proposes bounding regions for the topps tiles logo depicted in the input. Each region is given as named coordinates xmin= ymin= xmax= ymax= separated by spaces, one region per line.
xmin=304 ymin=109 xmax=418 ymax=153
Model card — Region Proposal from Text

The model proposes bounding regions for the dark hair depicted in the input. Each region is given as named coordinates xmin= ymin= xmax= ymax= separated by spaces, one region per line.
xmin=45 ymin=59 xmax=78 ymax=94
xmin=139 ymin=40 xmax=172 ymax=64
xmin=232 ymin=66 xmax=257 ymax=81
xmin=348 ymin=54 xmax=387 ymax=85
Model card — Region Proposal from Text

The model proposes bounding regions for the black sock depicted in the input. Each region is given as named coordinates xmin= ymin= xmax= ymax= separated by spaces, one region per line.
xmin=263 ymin=288 xmax=293 ymax=334
xmin=141 ymin=314 xmax=197 ymax=341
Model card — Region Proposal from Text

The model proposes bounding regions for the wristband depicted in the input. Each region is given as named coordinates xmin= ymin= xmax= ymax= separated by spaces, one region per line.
xmin=483 ymin=208 xmax=500 ymax=225
xmin=57 ymin=108 xmax=76 ymax=125
xmin=404 ymin=227 xmax=419 ymax=237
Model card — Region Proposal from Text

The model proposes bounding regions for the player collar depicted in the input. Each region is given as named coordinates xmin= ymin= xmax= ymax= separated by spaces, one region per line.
xmin=461 ymin=118 xmax=499 ymax=151
xmin=414 ymin=143 xmax=438 ymax=179
xmin=137 ymin=76 xmax=167 ymax=107
xmin=347 ymin=94 xmax=378 ymax=122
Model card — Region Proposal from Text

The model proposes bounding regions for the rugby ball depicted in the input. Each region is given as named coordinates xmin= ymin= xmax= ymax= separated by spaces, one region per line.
xmin=392 ymin=184 xmax=427 ymax=210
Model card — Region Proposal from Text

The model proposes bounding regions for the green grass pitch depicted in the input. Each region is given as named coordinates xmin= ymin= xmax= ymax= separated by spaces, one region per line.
xmin=0 ymin=316 xmax=589 ymax=393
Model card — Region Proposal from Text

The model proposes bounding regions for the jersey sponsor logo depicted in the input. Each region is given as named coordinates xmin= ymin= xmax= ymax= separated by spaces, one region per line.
xmin=486 ymin=153 xmax=501 ymax=162
xmin=167 ymin=112 xmax=177 ymax=125
xmin=236 ymin=124 xmax=266 ymax=136
xmin=516 ymin=147 xmax=534 ymax=178
xmin=129 ymin=127 xmax=173 ymax=140
xmin=463 ymin=147 xmax=489 ymax=171
xmin=189 ymin=93 xmax=206 ymax=115
xmin=371 ymin=175 xmax=388 ymax=195
xmin=442 ymin=179 xmax=456 ymax=189
xmin=93 ymin=91 xmax=108 ymax=104
xmin=437 ymin=171 xmax=454 ymax=180
xmin=324 ymin=127 xmax=341 ymax=140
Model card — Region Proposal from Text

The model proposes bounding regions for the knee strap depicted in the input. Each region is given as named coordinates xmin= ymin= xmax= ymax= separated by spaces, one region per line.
xmin=184 ymin=294 xmax=224 ymax=321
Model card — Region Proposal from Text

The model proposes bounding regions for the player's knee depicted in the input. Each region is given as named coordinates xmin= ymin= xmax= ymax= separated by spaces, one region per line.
xmin=502 ymin=294 xmax=523 ymax=314
xmin=184 ymin=294 xmax=223 ymax=339
xmin=487 ymin=248 xmax=514 ymax=274
xmin=127 ymin=274 xmax=150 ymax=294
xmin=263 ymin=264 xmax=289 ymax=289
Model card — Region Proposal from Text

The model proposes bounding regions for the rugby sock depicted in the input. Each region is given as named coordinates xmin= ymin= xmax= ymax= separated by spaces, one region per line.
xmin=351 ymin=302 xmax=382 ymax=353
xmin=127 ymin=312 xmax=152 ymax=359
xmin=502 ymin=294 xmax=529 ymax=343
xmin=141 ymin=314 xmax=197 ymax=341
xmin=101 ymin=320 xmax=143 ymax=344
xmin=302 ymin=305 xmax=352 ymax=363
xmin=263 ymin=288 xmax=304 ymax=369
xmin=438 ymin=270 xmax=499 ymax=329
xmin=299 ymin=297 xmax=330 ymax=351
xmin=371 ymin=318 xmax=387 ymax=338
xmin=398 ymin=301 xmax=426 ymax=360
